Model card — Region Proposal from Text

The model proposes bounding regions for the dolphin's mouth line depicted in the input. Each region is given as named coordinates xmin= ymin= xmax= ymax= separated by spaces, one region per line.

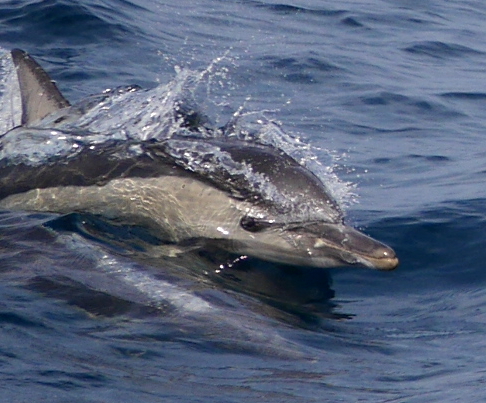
xmin=312 ymin=235 xmax=397 ymax=266
xmin=358 ymin=255 xmax=399 ymax=271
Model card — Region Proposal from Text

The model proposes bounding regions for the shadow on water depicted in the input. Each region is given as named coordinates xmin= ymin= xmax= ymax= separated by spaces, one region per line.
xmin=36 ymin=212 xmax=351 ymax=326
xmin=25 ymin=275 xmax=165 ymax=318
xmin=198 ymin=251 xmax=351 ymax=324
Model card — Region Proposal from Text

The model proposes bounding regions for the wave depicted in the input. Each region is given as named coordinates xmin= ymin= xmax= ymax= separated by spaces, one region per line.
xmin=0 ymin=0 xmax=140 ymax=48
xmin=404 ymin=41 xmax=484 ymax=59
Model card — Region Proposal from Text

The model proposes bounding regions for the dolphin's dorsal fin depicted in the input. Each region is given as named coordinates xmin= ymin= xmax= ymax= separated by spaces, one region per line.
xmin=11 ymin=49 xmax=70 ymax=126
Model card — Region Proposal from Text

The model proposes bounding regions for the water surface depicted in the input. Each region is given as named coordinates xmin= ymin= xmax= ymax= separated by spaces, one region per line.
xmin=0 ymin=0 xmax=486 ymax=401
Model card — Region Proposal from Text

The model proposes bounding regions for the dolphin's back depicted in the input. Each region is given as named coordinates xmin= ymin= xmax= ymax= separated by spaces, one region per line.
xmin=7 ymin=48 xmax=340 ymax=223
xmin=0 ymin=135 xmax=343 ymax=226
xmin=0 ymin=141 xmax=180 ymax=200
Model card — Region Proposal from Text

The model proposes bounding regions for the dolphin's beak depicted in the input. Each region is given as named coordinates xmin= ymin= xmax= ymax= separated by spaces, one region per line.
xmin=302 ymin=223 xmax=399 ymax=270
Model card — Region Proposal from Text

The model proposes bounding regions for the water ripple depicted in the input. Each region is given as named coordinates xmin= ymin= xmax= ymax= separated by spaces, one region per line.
xmin=404 ymin=41 xmax=484 ymax=59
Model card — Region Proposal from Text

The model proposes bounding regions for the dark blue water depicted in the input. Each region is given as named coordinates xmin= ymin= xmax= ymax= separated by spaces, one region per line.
xmin=1 ymin=1 xmax=486 ymax=401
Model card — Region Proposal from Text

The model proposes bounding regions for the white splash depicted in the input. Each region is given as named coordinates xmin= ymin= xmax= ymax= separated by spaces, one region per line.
xmin=0 ymin=49 xmax=21 ymax=133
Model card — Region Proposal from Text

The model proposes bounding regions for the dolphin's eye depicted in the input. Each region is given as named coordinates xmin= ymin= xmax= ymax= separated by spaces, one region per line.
xmin=240 ymin=216 xmax=268 ymax=232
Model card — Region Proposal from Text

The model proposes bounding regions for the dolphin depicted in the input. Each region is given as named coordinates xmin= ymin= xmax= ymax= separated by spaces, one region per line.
xmin=0 ymin=49 xmax=398 ymax=270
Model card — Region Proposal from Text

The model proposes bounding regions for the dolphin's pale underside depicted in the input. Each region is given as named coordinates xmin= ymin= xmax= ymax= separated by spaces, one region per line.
xmin=0 ymin=49 xmax=399 ymax=270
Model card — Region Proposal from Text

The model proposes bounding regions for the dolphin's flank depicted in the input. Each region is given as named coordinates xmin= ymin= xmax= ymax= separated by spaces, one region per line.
xmin=0 ymin=49 xmax=398 ymax=271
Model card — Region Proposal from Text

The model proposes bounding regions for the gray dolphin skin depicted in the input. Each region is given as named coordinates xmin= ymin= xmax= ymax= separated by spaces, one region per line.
xmin=0 ymin=49 xmax=398 ymax=270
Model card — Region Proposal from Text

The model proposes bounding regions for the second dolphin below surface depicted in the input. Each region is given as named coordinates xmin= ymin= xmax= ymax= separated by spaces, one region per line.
xmin=0 ymin=49 xmax=398 ymax=271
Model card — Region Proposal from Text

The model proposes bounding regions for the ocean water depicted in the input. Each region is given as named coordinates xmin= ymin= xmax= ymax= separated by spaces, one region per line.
xmin=0 ymin=0 xmax=485 ymax=402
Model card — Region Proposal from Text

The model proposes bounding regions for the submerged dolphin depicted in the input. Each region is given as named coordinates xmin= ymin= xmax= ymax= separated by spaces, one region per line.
xmin=0 ymin=49 xmax=398 ymax=270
